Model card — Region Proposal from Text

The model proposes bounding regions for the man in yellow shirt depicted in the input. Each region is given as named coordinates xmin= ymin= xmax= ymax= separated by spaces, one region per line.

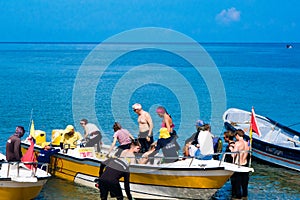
xmin=60 ymin=125 xmax=82 ymax=149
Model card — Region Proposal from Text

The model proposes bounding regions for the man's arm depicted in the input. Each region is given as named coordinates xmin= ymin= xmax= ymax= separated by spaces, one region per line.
xmin=49 ymin=148 xmax=60 ymax=155
xmin=107 ymin=137 xmax=117 ymax=155
xmin=146 ymin=112 xmax=153 ymax=136
xmin=83 ymin=126 xmax=88 ymax=138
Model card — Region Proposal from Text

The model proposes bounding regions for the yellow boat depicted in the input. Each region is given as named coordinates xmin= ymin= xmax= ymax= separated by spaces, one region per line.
xmin=21 ymin=136 xmax=253 ymax=200
xmin=0 ymin=153 xmax=51 ymax=200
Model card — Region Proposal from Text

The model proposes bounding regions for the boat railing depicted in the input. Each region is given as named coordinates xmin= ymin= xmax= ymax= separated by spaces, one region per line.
xmin=219 ymin=150 xmax=251 ymax=167
xmin=117 ymin=150 xmax=251 ymax=167
xmin=0 ymin=160 xmax=49 ymax=178
xmin=123 ymin=151 xmax=246 ymax=167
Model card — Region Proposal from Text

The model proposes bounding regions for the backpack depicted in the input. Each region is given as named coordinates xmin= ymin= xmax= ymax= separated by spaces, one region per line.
xmin=213 ymin=137 xmax=223 ymax=153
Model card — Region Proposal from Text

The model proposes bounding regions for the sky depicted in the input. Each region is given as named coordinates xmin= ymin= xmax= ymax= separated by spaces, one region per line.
xmin=0 ymin=0 xmax=299 ymax=43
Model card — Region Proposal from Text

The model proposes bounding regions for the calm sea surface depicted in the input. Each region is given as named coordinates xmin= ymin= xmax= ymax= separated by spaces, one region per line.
xmin=0 ymin=42 xmax=299 ymax=199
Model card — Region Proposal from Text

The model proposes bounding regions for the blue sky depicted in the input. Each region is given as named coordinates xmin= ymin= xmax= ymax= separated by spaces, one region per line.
xmin=0 ymin=0 xmax=299 ymax=42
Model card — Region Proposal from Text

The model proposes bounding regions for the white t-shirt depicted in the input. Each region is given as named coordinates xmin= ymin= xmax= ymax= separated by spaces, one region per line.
xmin=86 ymin=123 xmax=100 ymax=139
xmin=197 ymin=130 xmax=214 ymax=155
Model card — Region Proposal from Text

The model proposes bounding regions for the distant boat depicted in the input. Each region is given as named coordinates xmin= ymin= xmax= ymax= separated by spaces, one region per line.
xmin=286 ymin=44 xmax=293 ymax=49
xmin=223 ymin=108 xmax=300 ymax=171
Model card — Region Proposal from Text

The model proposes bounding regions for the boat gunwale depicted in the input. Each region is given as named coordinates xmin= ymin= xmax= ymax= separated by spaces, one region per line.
xmin=224 ymin=121 xmax=300 ymax=154
xmin=129 ymin=164 xmax=226 ymax=171
xmin=21 ymin=143 xmax=230 ymax=171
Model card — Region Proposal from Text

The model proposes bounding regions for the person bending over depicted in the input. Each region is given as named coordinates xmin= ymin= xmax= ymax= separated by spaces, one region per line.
xmin=96 ymin=157 xmax=133 ymax=200
xmin=107 ymin=122 xmax=135 ymax=157
xmin=80 ymin=119 xmax=102 ymax=152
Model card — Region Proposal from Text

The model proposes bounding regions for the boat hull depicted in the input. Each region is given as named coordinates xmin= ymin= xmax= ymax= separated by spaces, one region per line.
xmin=223 ymin=108 xmax=300 ymax=171
xmin=125 ymin=163 xmax=232 ymax=199
xmin=21 ymin=143 xmax=247 ymax=199
xmin=252 ymin=138 xmax=300 ymax=171
xmin=0 ymin=179 xmax=48 ymax=200
xmin=126 ymin=183 xmax=218 ymax=200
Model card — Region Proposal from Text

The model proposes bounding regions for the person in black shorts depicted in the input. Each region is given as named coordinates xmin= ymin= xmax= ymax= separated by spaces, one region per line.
xmin=96 ymin=157 xmax=133 ymax=200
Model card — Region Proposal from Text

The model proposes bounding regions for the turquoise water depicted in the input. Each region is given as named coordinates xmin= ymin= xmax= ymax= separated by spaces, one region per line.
xmin=0 ymin=42 xmax=299 ymax=199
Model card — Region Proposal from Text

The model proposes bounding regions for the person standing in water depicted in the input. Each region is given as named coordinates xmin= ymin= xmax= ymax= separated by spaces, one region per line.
xmin=232 ymin=129 xmax=250 ymax=200
xmin=96 ymin=157 xmax=133 ymax=200
xmin=223 ymin=130 xmax=237 ymax=198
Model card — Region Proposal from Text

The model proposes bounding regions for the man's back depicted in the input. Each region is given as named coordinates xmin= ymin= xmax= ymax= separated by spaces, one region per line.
xmin=100 ymin=158 xmax=129 ymax=182
xmin=233 ymin=138 xmax=248 ymax=165
xmin=6 ymin=135 xmax=22 ymax=162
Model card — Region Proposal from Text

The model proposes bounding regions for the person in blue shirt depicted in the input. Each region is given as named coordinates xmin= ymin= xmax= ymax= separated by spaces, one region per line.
xmin=37 ymin=144 xmax=59 ymax=171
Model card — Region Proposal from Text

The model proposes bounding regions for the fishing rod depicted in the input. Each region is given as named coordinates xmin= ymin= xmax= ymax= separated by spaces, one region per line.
xmin=27 ymin=108 xmax=34 ymax=135
xmin=287 ymin=122 xmax=300 ymax=128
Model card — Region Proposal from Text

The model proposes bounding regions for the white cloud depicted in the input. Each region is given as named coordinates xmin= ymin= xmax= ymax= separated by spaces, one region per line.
xmin=216 ymin=7 xmax=241 ymax=25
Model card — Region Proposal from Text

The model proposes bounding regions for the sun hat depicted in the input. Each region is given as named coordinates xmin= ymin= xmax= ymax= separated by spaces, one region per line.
xmin=64 ymin=125 xmax=74 ymax=133
xmin=159 ymin=128 xmax=170 ymax=139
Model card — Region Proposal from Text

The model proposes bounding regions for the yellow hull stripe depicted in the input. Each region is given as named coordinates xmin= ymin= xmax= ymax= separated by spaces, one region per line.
xmin=0 ymin=186 xmax=43 ymax=200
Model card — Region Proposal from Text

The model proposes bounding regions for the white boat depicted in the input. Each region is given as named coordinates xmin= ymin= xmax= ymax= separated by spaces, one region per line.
xmin=0 ymin=153 xmax=51 ymax=200
xmin=21 ymin=139 xmax=253 ymax=199
xmin=223 ymin=108 xmax=300 ymax=171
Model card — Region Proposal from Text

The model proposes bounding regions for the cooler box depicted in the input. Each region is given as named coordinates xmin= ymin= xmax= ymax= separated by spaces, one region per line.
xmin=32 ymin=130 xmax=46 ymax=146
xmin=51 ymin=129 xmax=64 ymax=146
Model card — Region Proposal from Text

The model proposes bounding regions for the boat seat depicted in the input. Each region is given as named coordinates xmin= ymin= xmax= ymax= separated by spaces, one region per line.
xmin=276 ymin=141 xmax=295 ymax=148
xmin=261 ymin=128 xmax=273 ymax=142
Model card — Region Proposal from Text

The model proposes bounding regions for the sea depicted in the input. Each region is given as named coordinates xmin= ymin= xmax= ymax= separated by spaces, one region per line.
xmin=0 ymin=41 xmax=299 ymax=200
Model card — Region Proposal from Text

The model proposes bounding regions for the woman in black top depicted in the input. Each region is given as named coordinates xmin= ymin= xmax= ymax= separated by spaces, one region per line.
xmin=223 ymin=130 xmax=238 ymax=199
xmin=224 ymin=130 xmax=235 ymax=163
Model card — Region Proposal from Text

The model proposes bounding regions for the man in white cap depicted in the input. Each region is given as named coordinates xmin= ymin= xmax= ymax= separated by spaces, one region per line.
xmin=132 ymin=103 xmax=154 ymax=153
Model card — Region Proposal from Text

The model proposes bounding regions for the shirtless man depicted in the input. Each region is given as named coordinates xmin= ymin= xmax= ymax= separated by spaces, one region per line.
xmin=232 ymin=129 xmax=250 ymax=200
xmin=132 ymin=103 xmax=154 ymax=153
xmin=232 ymin=129 xmax=249 ymax=165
